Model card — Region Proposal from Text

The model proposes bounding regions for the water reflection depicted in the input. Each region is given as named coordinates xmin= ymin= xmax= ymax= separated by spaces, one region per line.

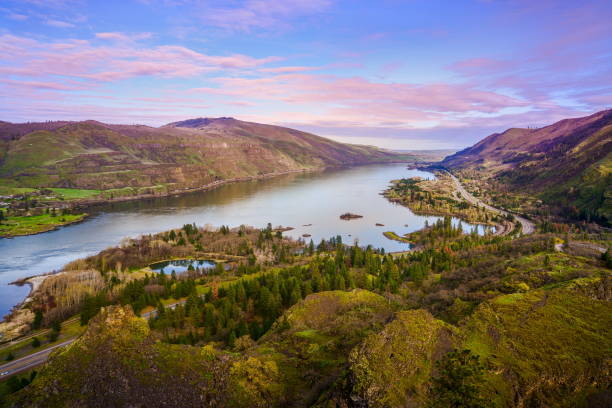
xmin=149 ymin=259 xmax=216 ymax=274
xmin=0 ymin=164 xmax=482 ymax=317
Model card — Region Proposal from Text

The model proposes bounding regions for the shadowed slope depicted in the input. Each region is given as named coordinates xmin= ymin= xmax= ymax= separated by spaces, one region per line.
xmin=440 ymin=110 xmax=612 ymax=224
xmin=0 ymin=118 xmax=408 ymax=192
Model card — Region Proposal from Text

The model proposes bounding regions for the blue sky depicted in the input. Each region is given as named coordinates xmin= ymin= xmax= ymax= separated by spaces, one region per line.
xmin=0 ymin=0 xmax=610 ymax=149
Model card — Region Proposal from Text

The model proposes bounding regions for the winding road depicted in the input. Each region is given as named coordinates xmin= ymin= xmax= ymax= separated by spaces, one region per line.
xmin=445 ymin=171 xmax=535 ymax=235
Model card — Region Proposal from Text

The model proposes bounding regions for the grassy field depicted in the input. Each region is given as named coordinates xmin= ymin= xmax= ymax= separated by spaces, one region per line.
xmin=0 ymin=213 xmax=87 ymax=237
xmin=0 ymin=186 xmax=101 ymax=200
xmin=47 ymin=188 xmax=101 ymax=200
xmin=0 ymin=187 xmax=36 ymax=196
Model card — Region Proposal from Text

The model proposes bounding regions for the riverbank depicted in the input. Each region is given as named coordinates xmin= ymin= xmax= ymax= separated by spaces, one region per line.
xmin=0 ymin=167 xmax=338 ymax=239
xmin=383 ymin=171 xmax=500 ymax=226
xmin=0 ymin=164 xmax=447 ymax=321
xmin=0 ymin=213 xmax=88 ymax=238
xmin=0 ymin=273 xmax=65 ymax=342
xmin=0 ymin=169 xmax=317 ymax=239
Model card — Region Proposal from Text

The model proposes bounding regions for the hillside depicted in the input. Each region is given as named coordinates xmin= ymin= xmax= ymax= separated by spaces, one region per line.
xmin=440 ymin=110 xmax=612 ymax=224
xmin=4 ymin=224 xmax=610 ymax=407
xmin=0 ymin=117 xmax=406 ymax=194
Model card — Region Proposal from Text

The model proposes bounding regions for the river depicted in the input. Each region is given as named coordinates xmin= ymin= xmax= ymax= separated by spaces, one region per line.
xmin=0 ymin=163 xmax=482 ymax=318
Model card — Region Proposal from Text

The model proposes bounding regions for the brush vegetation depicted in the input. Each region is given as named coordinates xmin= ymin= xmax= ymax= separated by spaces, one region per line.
xmin=2 ymin=221 xmax=610 ymax=407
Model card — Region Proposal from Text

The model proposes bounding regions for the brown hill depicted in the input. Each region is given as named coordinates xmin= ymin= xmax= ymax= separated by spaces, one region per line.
xmin=440 ymin=109 xmax=612 ymax=224
xmin=0 ymin=117 xmax=408 ymax=194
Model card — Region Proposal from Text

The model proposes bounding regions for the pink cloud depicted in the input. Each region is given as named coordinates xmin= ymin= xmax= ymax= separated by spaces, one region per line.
xmin=188 ymin=72 xmax=529 ymax=129
xmin=7 ymin=13 xmax=29 ymax=21
xmin=21 ymin=0 xmax=77 ymax=7
xmin=363 ymin=32 xmax=387 ymax=42
xmin=201 ymin=0 xmax=331 ymax=32
xmin=260 ymin=66 xmax=319 ymax=74
xmin=0 ymin=34 xmax=280 ymax=86
xmin=45 ymin=19 xmax=75 ymax=28
xmin=198 ymin=73 xmax=526 ymax=113
xmin=447 ymin=2 xmax=612 ymax=112
xmin=229 ymin=101 xmax=256 ymax=107
xmin=0 ymin=78 xmax=86 ymax=91
xmin=95 ymin=32 xmax=153 ymax=42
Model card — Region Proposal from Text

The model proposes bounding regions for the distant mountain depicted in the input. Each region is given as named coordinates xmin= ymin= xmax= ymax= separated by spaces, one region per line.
xmin=0 ymin=118 xmax=408 ymax=194
xmin=440 ymin=109 xmax=612 ymax=224
xmin=393 ymin=149 xmax=457 ymax=162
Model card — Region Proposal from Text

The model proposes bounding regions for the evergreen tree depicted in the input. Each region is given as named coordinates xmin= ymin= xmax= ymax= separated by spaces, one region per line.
xmin=31 ymin=337 xmax=41 ymax=348
xmin=428 ymin=349 xmax=490 ymax=408
xmin=227 ymin=330 xmax=236 ymax=349
xmin=32 ymin=310 xmax=43 ymax=330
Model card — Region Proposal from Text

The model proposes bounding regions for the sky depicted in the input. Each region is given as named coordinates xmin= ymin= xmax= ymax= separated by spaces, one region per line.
xmin=0 ymin=0 xmax=611 ymax=149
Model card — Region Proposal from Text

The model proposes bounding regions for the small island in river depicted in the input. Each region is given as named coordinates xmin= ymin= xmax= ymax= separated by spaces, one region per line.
xmin=339 ymin=212 xmax=363 ymax=220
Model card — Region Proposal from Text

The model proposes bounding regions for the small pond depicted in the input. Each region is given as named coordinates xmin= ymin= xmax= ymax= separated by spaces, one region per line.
xmin=149 ymin=259 xmax=217 ymax=274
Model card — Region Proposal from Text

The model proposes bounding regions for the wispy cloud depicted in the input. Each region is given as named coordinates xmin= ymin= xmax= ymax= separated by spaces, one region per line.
xmin=45 ymin=19 xmax=75 ymax=28
xmin=95 ymin=32 xmax=153 ymax=42
xmin=0 ymin=33 xmax=280 ymax=85
xmin=190 ymin=73 xmax=528 ymax=128
xmin=201 ymin=0 xmax=332 ymax=32
xmin=7 ymin=12 xmax=28 ymax=21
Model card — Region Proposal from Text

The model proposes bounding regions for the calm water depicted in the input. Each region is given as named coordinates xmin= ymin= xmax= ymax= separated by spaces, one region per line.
xmin=149 ymin=259 xmax=217 ymax=274
xmin=0 ymin=164 xmax=481 ymax=318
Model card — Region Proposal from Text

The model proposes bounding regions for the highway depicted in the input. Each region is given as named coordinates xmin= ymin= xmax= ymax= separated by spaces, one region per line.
xmin=0 ymin=300 xmax=187 ymax=380
xmin=0 ymin=339 xmax=74 ymax=379
xmin=445 ymin=171 xmax=535 ymax=235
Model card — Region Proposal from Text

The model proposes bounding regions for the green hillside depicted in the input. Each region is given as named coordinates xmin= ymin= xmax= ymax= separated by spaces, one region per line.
xmin=440 ymin=110 xmax=612 ymax=225
xmin=4 ymin=223 xmax=609 ymax=407
xmin=0 ymin=118 xmax=409 ymax=193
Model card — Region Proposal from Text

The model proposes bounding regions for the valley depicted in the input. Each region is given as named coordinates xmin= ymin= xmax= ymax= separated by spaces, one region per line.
xmin=0 ymin=118 xmax=413 ymax=238
xmin=0 ymin=112 xmax=610 ymax=408
xmin=1 ymin=208 xmax=609 ymax=407
xmin=440 ymin=109 xmax=611 ymax=226
xmin=0 ymin=164 xmax=477 ymax=322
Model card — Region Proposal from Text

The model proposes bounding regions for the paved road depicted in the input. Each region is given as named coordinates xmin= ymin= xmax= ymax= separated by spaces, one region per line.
xmin=445 ymin=171 xmax=535 ymax=235
xmin=0 ymin=339 xmax=74 ymax=379
xmin=568 ymin=241 xmax=608 ymax=254
xmin=0 ymin=317 xmax=79 ymax=352
xmin=0 ymin=300 xmax=187 ymax=379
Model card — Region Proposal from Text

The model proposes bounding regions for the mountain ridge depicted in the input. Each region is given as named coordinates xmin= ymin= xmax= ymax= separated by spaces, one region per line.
xmin=440 ymin=109 xmax=612 ymax=224
xmin=0 ymin=117 xmax=409 ymax=194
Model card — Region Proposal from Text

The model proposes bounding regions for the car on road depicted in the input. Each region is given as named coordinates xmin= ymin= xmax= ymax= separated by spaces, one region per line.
xmin=0 ymin=371 xmax=9 ymax=376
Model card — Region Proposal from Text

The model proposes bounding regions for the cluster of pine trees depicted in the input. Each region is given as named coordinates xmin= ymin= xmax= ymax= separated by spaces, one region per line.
xmin=71 ymin=224 xmax=609 ymax=354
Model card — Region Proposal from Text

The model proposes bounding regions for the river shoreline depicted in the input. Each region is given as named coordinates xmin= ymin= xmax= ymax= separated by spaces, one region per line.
xmin=1 ymin=163 xmax=411 ymax=239
xmin=0 ymin=164 xmax=472 ymax=326
xmin=0 ymin=213 xmax=89 ymax=239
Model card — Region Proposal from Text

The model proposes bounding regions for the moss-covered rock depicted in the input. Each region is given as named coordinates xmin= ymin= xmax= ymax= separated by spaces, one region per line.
xmin=335 ymin=278 xmax=611 ymax=408
xmin=464 ymin=277 xmax=612 ymax=408
xmin=14 ymin=306 xmax=232 ymax=408
xmin=348 ymin=309 xmax=456 ymax=408
xmin=247 ymin=289 xmax=395 ymax=407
